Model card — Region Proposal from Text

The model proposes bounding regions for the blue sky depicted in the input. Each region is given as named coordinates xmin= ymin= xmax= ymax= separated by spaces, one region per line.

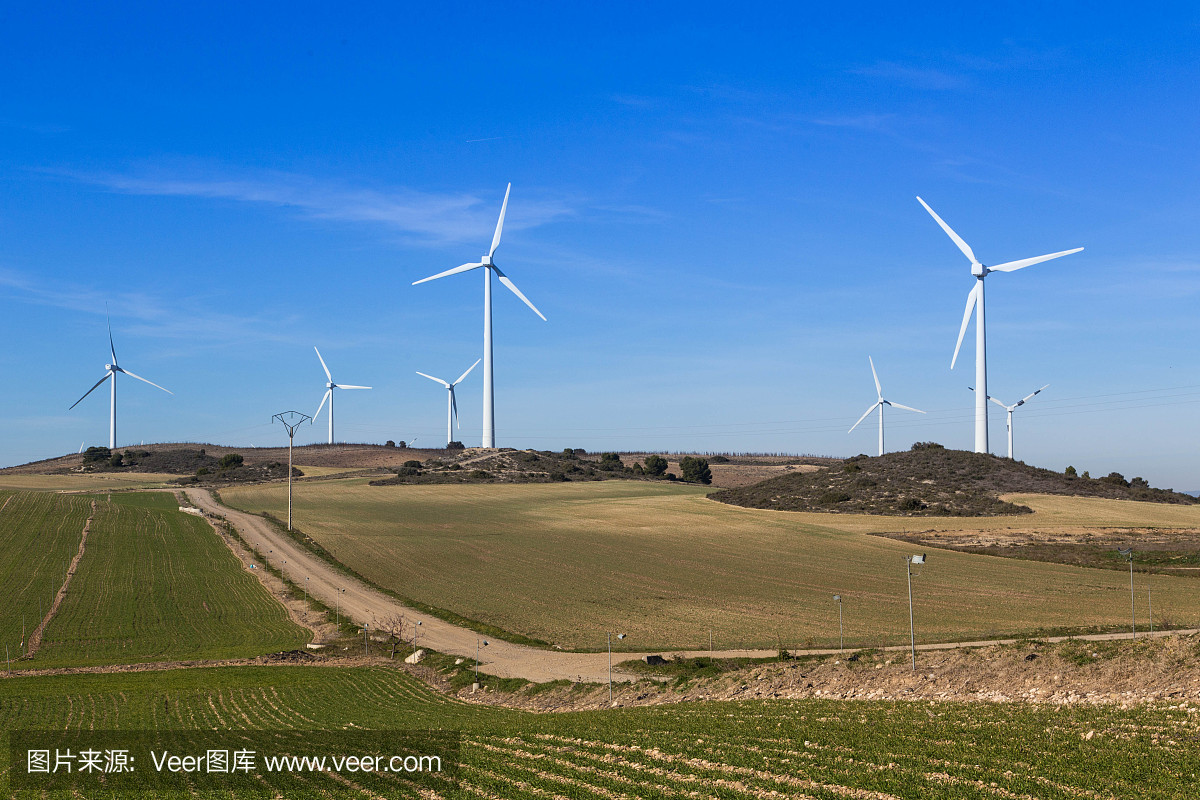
xmin=2 ymin=3 xmax=1198 ymax=489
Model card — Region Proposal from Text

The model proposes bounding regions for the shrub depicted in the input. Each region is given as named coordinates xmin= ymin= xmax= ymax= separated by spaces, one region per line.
xmin=384 ymin=440 xmax=396 ymax=448
xmin=469 ymin=470 xmax=491 ymax=479
xmin=446 ymin=441 xmax=465 ymax=451
xmin=397 ymin=441 xmax=407 ymax=448
xmin=899 ymin=497 xmax=928 ymax=511
xmin=219 ymin=453 xmax=244 ymax=469
xmin=643 ymin=455 xmax=668 ymax=476
xmin=819 ymin=491 xmax=852 ymax=504
xmin=395 ymin=467 xmax=419 ymax=476
xmin=561 ymin=448 xmax=576 ymax=459
xmin=679 ymin=457 xmax=712 ymax=485
xmin=1101 ymin=472 xmax=1129 ymax=487
xmin=598 ymin=453 xmax=624 ymax=471
xmin=911 ymin=442 xmax=944 ymax=451
xmin=1065 ymin=465 xmax=1077 ymax=478
xmin=82 ymin=446 xmax=111 ymax=463
xmin=843 ymin=462 xmax=861 ymax=473
xmin=403 ymin=460 xmax=422 ymax=469
xmin=196 ymin=467 xmax=210 ymax=476
xmin=109 ymin=452 xmax=124 ymax=468
xmin=708 ymin=455 xmax=730 ymax=464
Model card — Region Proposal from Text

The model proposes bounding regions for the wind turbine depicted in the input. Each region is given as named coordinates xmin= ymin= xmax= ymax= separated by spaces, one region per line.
xmin=69 ymin=317 xmax=172 ymax=449
xmin=413 ymin=183 xmax=546 ymax=448
xmin=416 ymin=359 xmax=481 ymax=446
xmin=848 ymin=356 xmax=925 ymax=456
xmin=970 ymin=384 xmax=1049 ymax=460
xmin=313 ymin=347 xmax=371 ymax=445
xmin=917 ymin=197 xmax=1081 ymax=454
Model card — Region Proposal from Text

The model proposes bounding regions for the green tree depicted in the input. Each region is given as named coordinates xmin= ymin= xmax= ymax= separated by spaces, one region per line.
xmin=679 ymin=456 xmax=712 ymax=485
xmin=219 ymin=453 xmax=244 ymax=469
xmin=1065 ymin=465 xmax=1078 ymax=478
xmin=643 ymin=455 xmax=668 ymax=476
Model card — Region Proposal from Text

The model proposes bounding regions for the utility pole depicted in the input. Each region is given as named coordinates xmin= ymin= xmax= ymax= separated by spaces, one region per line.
xmin=906 ymin=555 xmax=927 ymax=671
xmin=272 ymin=411 xmax=311 ymax=531
xmin=1118 ymin=548 xmax=1135 ymax=637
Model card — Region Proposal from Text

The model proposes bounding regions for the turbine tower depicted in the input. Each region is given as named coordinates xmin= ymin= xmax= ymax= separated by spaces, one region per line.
xmin=313 ymin=346 xmax=371 ymax=445
xmin=416 ymin=359 xmax=481 ymax=446
xmin=971 ymin=384 xmax=1049 ymax=460
xmin=917 ymin=197 xmax=1081 ymax=454
xmin=413 ymin=183 xmax=546 ymax=448
xmin=69 ymin=316 xmax=172 ymax=448
xmin=848 ymin=356 xmax=925 ymax=456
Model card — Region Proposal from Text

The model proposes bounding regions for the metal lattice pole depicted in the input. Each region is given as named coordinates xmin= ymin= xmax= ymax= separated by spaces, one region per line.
xmin=273 ymin=412 xmax=311 ymax=531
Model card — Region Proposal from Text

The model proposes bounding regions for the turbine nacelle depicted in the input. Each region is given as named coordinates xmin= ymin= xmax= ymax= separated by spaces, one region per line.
xmin=971 ymin=262 xmax=986 ymax=277
xmin=481 ymin=255 xmax=494 ymax=267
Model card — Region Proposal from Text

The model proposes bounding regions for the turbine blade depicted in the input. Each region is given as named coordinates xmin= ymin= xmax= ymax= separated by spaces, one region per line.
xmin=107 ymin=312 xmax=118 ymax=365
xmin=849 ymin=402 xmax=880 ymax=433
xmin=451 ymin=389 xmax=459 ymax=429
xmin=916 ymin=196 xmax=977 ymax=264
xmin=951 ymin=283 xmax=979 ymax=370
xmin=868 ymin=356 xmax=882 ymax=398
xmin=489 ymin=183 xmax=511 ymax=258
xmin=453 ymin=358 xmax=482 ymax=386
xmin=315 ymin=389 xmax=331 ymax=419
xmin=988 ymin=247 xmax=1084 ymax=273
xmin=314 ymin=347 xmax=332 ymax=381
xmin=888 ymin=402 xmax=925 ymax=414
xmin=416 ymin=371 xmax=451 ymax=388
xmin=1017 ymin=384 xmax=1050 ymax=406
xmin=412 ymin=262 xmax=484 ymax=285
xmin=989 ymin=396 xmax=1008 ymax=410
xmin=69 ymin=373 xmax=112 ymax=409
xmin=119 ymin=368 xmax=173 ymax=395
xmin=493 ymin=267 xmax=547 ymax=320
xmin=337 ymin=384 xmax=371 ymax=390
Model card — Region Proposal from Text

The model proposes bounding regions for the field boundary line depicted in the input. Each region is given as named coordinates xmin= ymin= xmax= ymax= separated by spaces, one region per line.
xmin=26 ymin=499 xmax=96 ymax=657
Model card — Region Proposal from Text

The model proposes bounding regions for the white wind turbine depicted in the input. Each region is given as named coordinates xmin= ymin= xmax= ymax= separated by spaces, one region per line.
xmin=313 ymin=346 xmax=371 ymax=445
xmin=69 ymin=317 xmax=172 ymax=449
xmin=416 ymin=358 xmax=481 ymax=446
xmin=413 ymin=183 xmax=546 ymax=448
xmin=917 ymin=197 xmax=1081 ymax=454
xmin=971 ymin=384 xmax=1050 ymax=461
xmin=848 ymin=356 xmax=926 ymax=456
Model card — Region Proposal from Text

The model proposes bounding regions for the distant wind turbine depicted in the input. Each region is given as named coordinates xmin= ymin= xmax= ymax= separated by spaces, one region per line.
xmin=848 ymin=356 xmax=925 ymax=456
xmin=970 ymin=384 xmax=1049 ymax=460
xmin=416 ymin=359 xmax=481 ymax=446
xmin=69 ymin=316 xmax=172 ymax=449
xmin=917 ymin=197 xmax=1081 ymax=454
xmin=413 ymin=183 xmax=546 ymax=448
xmin=313 ymin=347 xmax=371 ymax=445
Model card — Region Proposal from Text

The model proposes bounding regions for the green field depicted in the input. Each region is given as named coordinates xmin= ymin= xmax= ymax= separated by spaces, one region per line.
xmin=0 ymin=472 xmax=178 ymax=491
xmin=3 ymin=491 xmax=309 ymax=669
xmin=0 ymin=491 xmax=93 ymax=663
xmin=1 ymin=665 xmax=1197 ymax=798
xmin=222 ymin=480 xmax=1200 ymax=651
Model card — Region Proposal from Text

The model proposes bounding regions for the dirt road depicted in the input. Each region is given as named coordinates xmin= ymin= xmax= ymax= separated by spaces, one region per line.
xmin=186 ymin=488 xmax=1197 ymax=684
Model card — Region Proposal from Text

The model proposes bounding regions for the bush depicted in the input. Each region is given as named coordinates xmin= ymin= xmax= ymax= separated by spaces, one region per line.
xmin=1101 ymin=472 xmax=1128 ymax=487
xmin=219 ymin=453 xmax=244 ymax=469
xmin=397 ymin=441 xmax=407 ymax=448
xmin=469 ymin=470 xmax=491 ymax=479
xmin=708 ymin=455 xmax=730 ymax=463
xmin=109 ymin=452 xmax=124 ymax=468
xmin=679 ymin=457 xmax=712 ymax=485
xmin=598 ymin=453 xmax=624 ymax=471
xmin=899 ymin=497 xmax=927 ymax=511
xmin=395 ymin=467 xmax=419 ymax=476
xmin=384 ymin=440 xmax=396 ymax=448
xmin=561 ymin=448 xmax=576 ymax=459
xmin=446 ymin=441 xmax=465 ymax=451
xmin=643 ymin=455 xmax=668 ymax=476
xmin=404 ymin=460 xmax=422 ymax=469
xmin=196 ymin=467 xmax=210 ymax=476
xmin=911 ymin=442 xmax=944 ymax=451
xmin=82 ymin=446 xmax=111 ymax=463
xmin=819 ymin=491 xmax=852 ymax=504
xmin=1065 ymin=465 xmax=1077 ymax=478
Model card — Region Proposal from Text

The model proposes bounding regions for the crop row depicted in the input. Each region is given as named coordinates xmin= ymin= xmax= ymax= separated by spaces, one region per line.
xmin=2 ymin=665 xmax=1199 ymax=798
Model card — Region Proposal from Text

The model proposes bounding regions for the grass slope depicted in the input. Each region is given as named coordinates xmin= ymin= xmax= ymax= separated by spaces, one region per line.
xmin=1 ymin=665 xmax=1197 ymax=798
xmin=222 ymin=479 xmax=1200 ymax=650
xmin=8 ymin=491 xmax=309 ymax=668
xmin=711 ymin=444 xmax=1198 ymax=516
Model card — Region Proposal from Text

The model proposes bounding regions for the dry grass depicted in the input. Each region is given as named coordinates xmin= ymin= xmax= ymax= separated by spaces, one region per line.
xmin=0 ymin=472 xmax=177 ymax=491
xmin=222 ymin=479 xmax=1200 ymax=651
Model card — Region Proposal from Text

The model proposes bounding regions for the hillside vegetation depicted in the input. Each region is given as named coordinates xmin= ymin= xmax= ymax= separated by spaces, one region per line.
xmin=709 ymin=444 xmax=1198 ymax=516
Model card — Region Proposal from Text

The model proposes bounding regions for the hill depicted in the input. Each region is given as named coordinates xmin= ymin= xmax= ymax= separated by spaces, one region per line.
xmin=709 ymin=444 xmax=1198 ymax=516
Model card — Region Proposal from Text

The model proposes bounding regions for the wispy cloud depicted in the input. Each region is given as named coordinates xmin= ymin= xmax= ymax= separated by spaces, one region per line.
xmin=811 ymin=113 xmax=897 ymax=132
xmin=60 ymin=166 xmax=577 ymax=245
xmin=851 ymin=62 xmax=969 ymax=91
xmin=0 ymin=266 xmax=297 ymax=351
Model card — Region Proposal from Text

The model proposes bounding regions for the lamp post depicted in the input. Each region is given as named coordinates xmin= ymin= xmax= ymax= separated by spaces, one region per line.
xmin=272 ymin=411 xmax=311 ymax=531
xmin=905 ymin=554 xmax=926 ymax=671
xmin=474 ymin=638 xmax=489 ymax=689
xmin=608 ymin=632 xmax=626 ymax=703
xmin=1118 ymin=548 xmax=1135 ymax=636
xmin=833 ymin=595 xmax=843 ymax=653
